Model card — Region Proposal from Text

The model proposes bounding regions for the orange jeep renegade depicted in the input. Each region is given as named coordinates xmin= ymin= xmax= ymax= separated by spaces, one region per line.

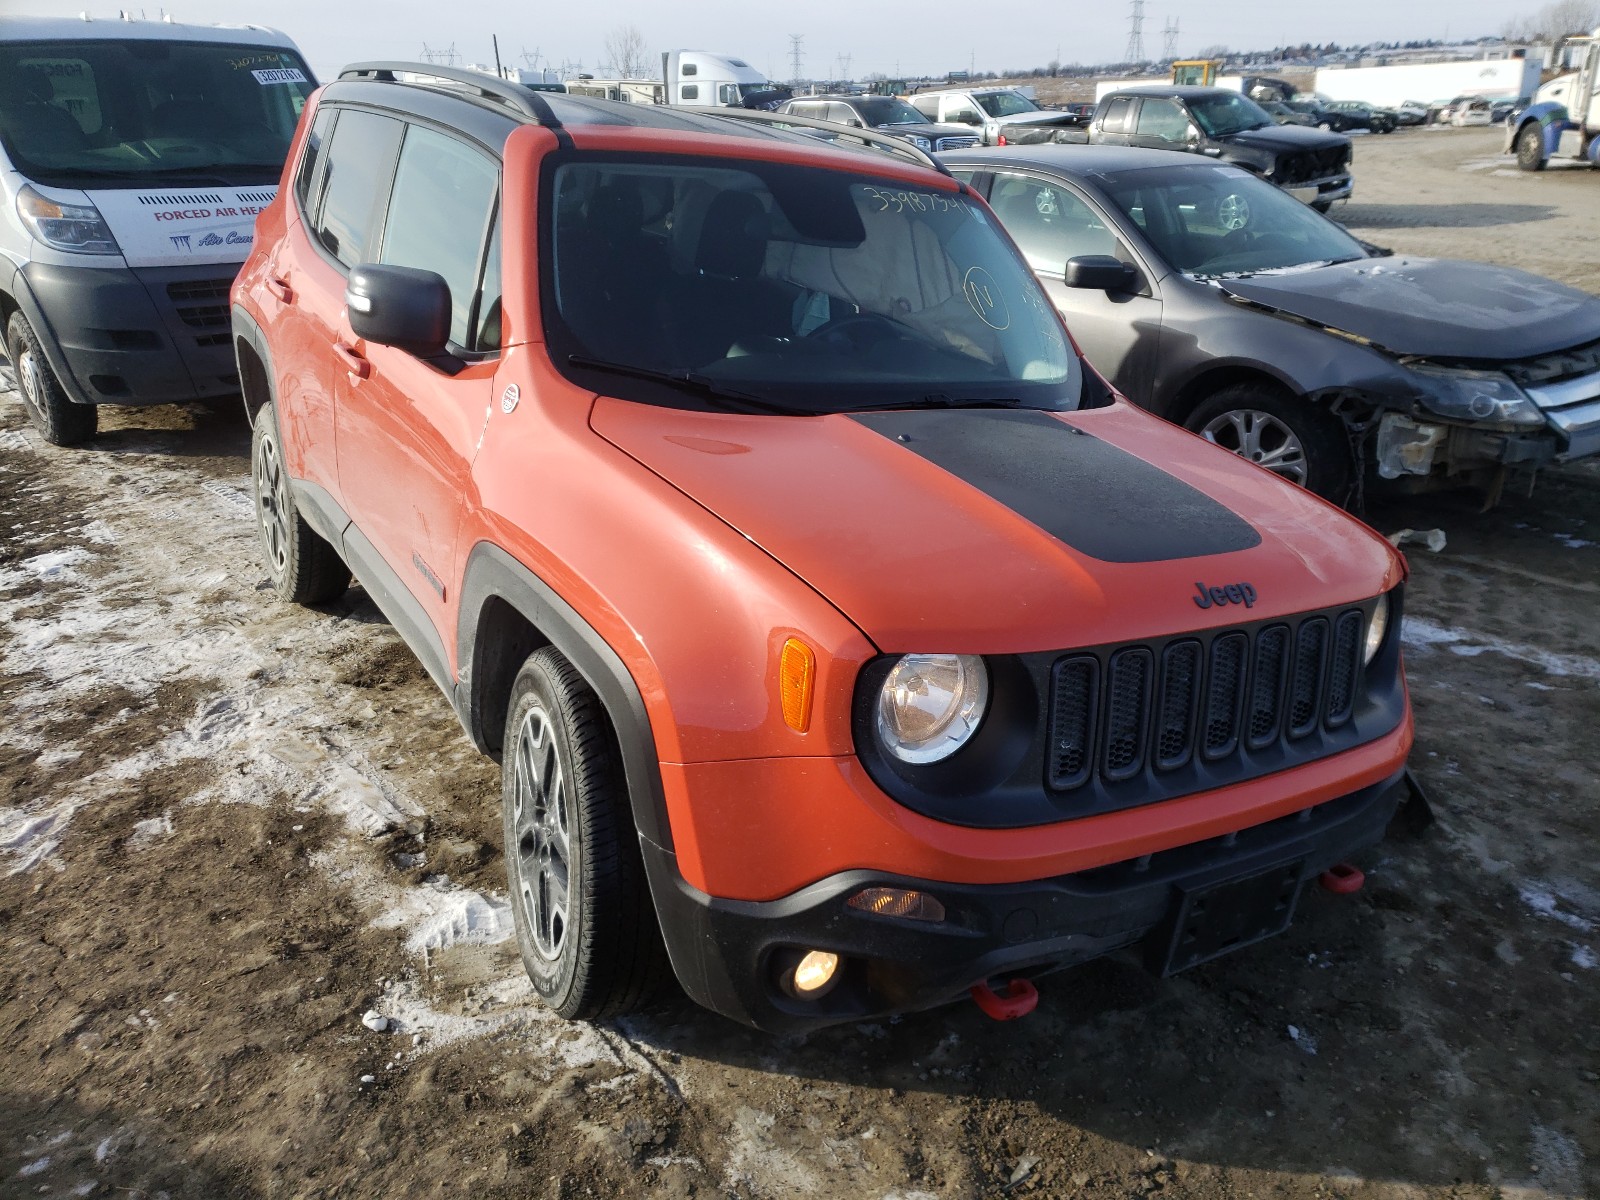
xmin=231 ymin=64 xmax=1414 ymax=1033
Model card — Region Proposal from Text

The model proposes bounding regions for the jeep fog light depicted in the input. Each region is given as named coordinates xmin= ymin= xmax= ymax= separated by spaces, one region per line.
xmin=876 ymin=654 xmax=988 ymax=764
xmin=1365 ymin=593 xmax=1390 ymax=665
xmin=789 ymin=950 xmax=840 ymax=997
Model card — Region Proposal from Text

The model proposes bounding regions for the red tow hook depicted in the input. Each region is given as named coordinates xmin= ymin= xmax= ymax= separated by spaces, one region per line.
xmin=1319 ymin=862 xmax=1365 ymax=895
xmin=970 ymin=977 xmax=1039 ymax=1021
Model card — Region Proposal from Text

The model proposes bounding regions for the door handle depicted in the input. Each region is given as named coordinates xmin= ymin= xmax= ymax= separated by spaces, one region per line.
xmin=266 ymin=275 xmax=293 ymax=303
xmin=332 ymin=341 xmax=370 ymax=381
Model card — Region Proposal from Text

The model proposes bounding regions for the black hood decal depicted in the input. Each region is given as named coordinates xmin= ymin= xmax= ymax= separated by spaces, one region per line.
xmin=851 ymin=410 xmax=1261 ymax=563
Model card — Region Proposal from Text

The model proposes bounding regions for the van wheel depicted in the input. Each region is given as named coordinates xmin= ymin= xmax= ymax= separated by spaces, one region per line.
xmin=6 ymin=312 xmax=96 ymax=446
xmin=1516 ymin=125 xmax=1546 ymax=172
xmin=250 ymin=401 xmax=349 ymax=604
xmin=502 ymin=646 xmax=668 ymax=1020
xmin=1185 ymin=384 xmax=1352 ymax=503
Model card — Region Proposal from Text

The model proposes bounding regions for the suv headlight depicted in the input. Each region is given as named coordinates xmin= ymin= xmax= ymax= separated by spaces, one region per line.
xmin=876 ymin=653 xmax=988 ymax=764
xmin=17 ymin=184 xmax=121 ymax=256
xmin=1365 ymin=593 xmax=1389 ymax=665
xmin=908 ymin=135 xmax=932 ymax=151
xmin=1407 ymin=363 xmax=1543 ymax=427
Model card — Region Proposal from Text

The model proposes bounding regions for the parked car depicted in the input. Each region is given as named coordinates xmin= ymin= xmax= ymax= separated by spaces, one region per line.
xmin=1085 ymin=87 xmax=1352 ymax=212
xmin=234 ymin=67 xmax=1416 ymax=1033
xmin=1449 ymin=97 xmax=1493 ymax=126
xmin=1259 ymin=99 xmax=1315 ymax=127
xmin=908 ymin=86 xmax=1085 ymax=144
xmin=1393 ymin=100 xmax=1429 ymax=126
xmin=0 ymin=16 xmax=316 ymax=445
xmin=1324 ymin=100 xmax=1398 ymax=134
xmin=1490 ymin=96 xmax=1528 ymax=124
xmin=776 ymin=94 xmax=978 ymax=151
xmin=941 ymin=144 xmax=1600 ymax=503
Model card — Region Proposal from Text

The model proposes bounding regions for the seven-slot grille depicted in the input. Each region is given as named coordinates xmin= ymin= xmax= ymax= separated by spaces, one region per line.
xmin=165 ymin=278 xmax=235 ymax=349
xmin=1048 ymin=608 xmax=1366 ymax=790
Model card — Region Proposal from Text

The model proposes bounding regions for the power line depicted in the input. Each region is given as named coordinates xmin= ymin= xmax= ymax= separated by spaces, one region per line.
xmin=1124 ymin=0 xmax=1145 ymax=63
xmin=1163 ymin=18 xmax=1180 ymax=60
xmin=789 ymin=34 xmax=805 ymax=85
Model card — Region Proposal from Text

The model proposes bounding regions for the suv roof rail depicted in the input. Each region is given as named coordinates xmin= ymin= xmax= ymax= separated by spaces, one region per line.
xmin=705 ymin=107 xmax=951 ymax=176
xmin=338 ymin=61 xmax=564 ymax=128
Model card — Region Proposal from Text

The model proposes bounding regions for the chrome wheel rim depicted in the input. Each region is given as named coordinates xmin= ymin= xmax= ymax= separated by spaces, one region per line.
xmin=1217 ymin=193 xmax=1249 ymax=231
xmin=254 ymin=429 xmax=291 ymax=576
xmin=1200 ymin=409 xmax=1309 ymax=486
xmin=511 ymin=707 xmax=571 ymax=961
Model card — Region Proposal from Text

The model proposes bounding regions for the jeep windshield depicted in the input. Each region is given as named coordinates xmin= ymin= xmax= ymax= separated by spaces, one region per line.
xmin=1102 ymin=164 xmax=1367 ymax=279
xmin=974 ymin=91 xmax=1042 ymax=118
xmin=0 ymin=39 xmax=315 ymax=188
xmin=1187 ymin=93 xmax=1274 ymax=136
xmin=546 ymin=156 xmax=1080 ymax=415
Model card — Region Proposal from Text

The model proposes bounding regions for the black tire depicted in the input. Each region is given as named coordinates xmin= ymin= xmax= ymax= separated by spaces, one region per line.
xmin=502 ymin=647 xmax=668 ymax=1020
xmin=250 ymin=401 xmax=349 ymax=604
xmin=1184 ymin=383 xmax=1353 ymax=503
xmin=1316 ymin=120 xmax=1333 ymax=131
xmin=6 ymin=311 xmax=96 ymax=446
xmin=1516 ymin=124 xmax=1546 ymax=172
xmin=1311 ymin=198 xmax=1334 ymax=214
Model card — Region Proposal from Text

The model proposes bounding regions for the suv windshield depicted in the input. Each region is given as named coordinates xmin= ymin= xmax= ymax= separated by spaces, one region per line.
xmin=1187 ymin=93 xmax=1273 ymax=136
xmin=855 ymin=97 xmax=929 ymax=126
xmin=0 ymin=38 xmax=314 ymax=187
xmin=1102 ymin=165 xmax=1367 ymax=278
xmin=547 ymin=155 xmax=1079 ymax=414
xmin=975 ymin=91 xmax=1041 ymax=117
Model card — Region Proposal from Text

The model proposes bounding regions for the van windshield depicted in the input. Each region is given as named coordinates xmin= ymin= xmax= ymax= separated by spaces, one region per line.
xmin=546 ymin=154 xmax=1080 ymax=415
xmin=0 ymin=38 xmax=315 ymax=188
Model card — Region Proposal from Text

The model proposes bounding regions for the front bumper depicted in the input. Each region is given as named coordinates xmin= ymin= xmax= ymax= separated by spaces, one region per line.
xmin=1282 ymin=173 xmax=1353 ymax=206
xmin=17 ymin=261 xmax=242 ymax=407
xmin=645 ymin=768 xmax=1409 ymax=1033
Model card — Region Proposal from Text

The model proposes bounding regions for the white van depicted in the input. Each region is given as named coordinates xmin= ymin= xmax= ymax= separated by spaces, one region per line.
xmin=0 ymin=15 xmax=315 ymax=444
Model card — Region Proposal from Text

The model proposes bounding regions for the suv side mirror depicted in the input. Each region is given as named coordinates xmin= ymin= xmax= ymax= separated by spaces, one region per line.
xmin=346 ymin=264 xmax=451 ymax=357
xmin=1064 ymin=255 xmax=1139 ymax=293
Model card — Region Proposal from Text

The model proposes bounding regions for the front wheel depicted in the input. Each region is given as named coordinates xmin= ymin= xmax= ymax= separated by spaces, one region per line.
xmin=502 ymin=647 xmax=668 ymax=1020
xmin=1516 ymin=124 xmax=1546 ymax=172
xmin=6 ymin=311 xmax=96 ymax=446
xmin=1311 ymin=198 xmax=1334 ymax=214
xmin=1184 ymin=384 xmax=1353 ymax=503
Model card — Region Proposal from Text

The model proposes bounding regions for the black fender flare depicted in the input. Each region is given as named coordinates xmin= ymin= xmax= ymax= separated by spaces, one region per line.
xmin=454 ymin=541 xmax=673 ymax=852
xmin=230 ymin=304 xmax=274 ymax=425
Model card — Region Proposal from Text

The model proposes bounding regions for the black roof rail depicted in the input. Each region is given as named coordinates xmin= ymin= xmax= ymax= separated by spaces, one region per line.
xmin=705 ymin=107 xmax=952 ymax=176
xmin=337 ymin=61 xmax=564 ymax=129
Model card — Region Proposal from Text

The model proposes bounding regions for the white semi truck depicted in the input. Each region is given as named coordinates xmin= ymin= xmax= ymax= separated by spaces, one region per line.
xmin=1506 ymin=29 xmax=1600 ymax=171
xmin=564 ymin=51 xmax=787 ymax=110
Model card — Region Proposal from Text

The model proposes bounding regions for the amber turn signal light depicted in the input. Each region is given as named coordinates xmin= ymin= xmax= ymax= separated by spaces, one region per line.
xmin=779 ymin=637 xmax=815 ymax=733
xmin=847 ymin=887 xmax=947 ymax=923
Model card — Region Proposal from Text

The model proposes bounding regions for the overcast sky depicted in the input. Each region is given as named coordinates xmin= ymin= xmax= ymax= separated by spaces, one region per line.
xmin=12 ymin=0 xmax=1529 ymax=81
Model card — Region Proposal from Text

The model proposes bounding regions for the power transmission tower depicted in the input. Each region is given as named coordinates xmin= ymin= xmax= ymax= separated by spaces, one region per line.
xmin=419 ymin=42 xmax=458 ymax=66
xmin=520 ymin=46 xmax=543 ymax=70
xmin=1124 ymin=0 xmax=1145 ymax=63
xmin=789 ymin=34 xmax=804 ymax=85
xmin=837 ymin=52 xmax=852 ymax=82
xmin=1163 ymin=18 xmax=1179 ymax=60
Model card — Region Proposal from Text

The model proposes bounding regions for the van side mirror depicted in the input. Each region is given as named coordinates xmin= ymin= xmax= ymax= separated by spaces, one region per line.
xmin=1064 ymin=255 xmax=1139 ymax=293
xmin=346 ymin=264 xmax=451 ymax=357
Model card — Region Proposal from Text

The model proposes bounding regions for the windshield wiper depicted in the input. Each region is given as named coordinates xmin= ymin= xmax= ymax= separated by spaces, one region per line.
xmin=565 ymin=355 xmax=808 ymax=415
xmin=847 ymin=393 xmax=1042 ymax=414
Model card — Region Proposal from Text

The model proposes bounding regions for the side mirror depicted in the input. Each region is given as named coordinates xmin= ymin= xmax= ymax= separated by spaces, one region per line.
xmin=958 ymin=112 xmax=983 ymax=126
xmin=346 ymin=264 xmax=451 ymax=357
xmin=1064 ymin=254 xmax=1139 ymax=293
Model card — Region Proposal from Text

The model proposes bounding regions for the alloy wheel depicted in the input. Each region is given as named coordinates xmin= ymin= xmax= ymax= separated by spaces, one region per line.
xmin=511 ymin=706 xmax=572 ymax=961
xmin=254 ymin=428 xmax=292 ymax=576
xmin=1199 ymin=408 xmax=1309 ymax=486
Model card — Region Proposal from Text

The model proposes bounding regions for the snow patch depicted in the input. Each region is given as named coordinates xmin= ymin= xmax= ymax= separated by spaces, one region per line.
xmin=1519 ymin=885 xmax=1596 ymax=933
xmin=127 ymin=811 xmax=174 ymax=847
xmin=1402 ymin=617 xmax=1600 ymax=679
xmin=18 ymin=1157 xmax=51 ymax=1177
xmin=8 ymin=545 xmax=91 ymax=584
xmin=1571 ymin=945 xmax=1597 ymax=970
xmin=402 ymin=887 xmax=514 ymax=954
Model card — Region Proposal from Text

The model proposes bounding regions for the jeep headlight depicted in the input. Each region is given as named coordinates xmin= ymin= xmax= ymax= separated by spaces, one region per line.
xmin=1365 ymin=593 xmax=1389 ymax=665
xmin=1407 ymin=363 xmax=1543 ymax=427
xmin=17 ymin=184 xmax=121 ymax=256
xmin=876 ymin=654 xmax=988 ymax=764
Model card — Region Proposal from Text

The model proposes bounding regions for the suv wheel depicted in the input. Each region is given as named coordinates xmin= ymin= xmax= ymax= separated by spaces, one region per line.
xmin=1516 ymin=125 xmax=1546 ymax=172
xmin=502 ymin=647 xmax=668 ymax=1019
xmin=1185 ymin=384 xmax=1352 ymax=502
xmin=6 ymin=312 xmax=97 ymax=446
xmin=251 ymin=401 xmax=349 ymax=604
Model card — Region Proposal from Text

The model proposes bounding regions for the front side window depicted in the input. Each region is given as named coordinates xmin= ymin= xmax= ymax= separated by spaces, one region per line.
xmin=314 ymin=109 xmax=403 ymax=269
xmin=379 ymin=126 xmax=500 ymax=348
xmin=1187 ymin=93 xmax=1274 ymax=136
xmin=0 ymin=38 xmax=314 ymax=187
xmin=1100 ymin=97 xmax=1134 ymax=133
xmin=546 ymin=155 xmax=1079 ymax=414
xmin=989 ymin=176 xmax=1119 ymax=274
xmin=855 ymin=98 xmax=929 ymax=126
xmin=1135 ymin=98 xmax=1190 ymax=141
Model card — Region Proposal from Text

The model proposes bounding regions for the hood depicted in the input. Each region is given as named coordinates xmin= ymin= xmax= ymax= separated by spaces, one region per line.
xmin=993 ymin=110 xmax=1083 ymax=128
xmin=1220 ymin=257 xmax=1600 ymax=361
xmin=591 ymin=400 xmax=1400 ymax=653
xmin=880 ymin=121 xmax=985 ymax=140
xmin=1219 ymin=123 xmax=1349 ymax=154
xmin=64 ymin=184 xmax=278 ymax=268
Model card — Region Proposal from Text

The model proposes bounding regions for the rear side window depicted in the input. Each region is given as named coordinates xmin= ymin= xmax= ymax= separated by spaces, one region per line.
xmin=294 ymin=106 xmax=337 ymax=216
xmin=313 ymin=108 xmax=403 ymax=269
xmin=379 ymin=126 xmax=499 ymax=348
xmin=1101 ymin=97 xmax=1133 ymax=133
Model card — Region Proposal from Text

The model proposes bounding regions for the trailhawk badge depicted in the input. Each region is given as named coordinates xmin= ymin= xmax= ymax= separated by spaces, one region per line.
xmin=500 ymin=384 xmax=520 ymax=414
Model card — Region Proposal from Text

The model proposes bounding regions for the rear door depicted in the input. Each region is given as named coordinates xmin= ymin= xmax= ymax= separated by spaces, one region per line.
xmin=332 ymin=122 xmax=502 ymax=658
xmin=981 ymin=170 xmax=1163 ymax=404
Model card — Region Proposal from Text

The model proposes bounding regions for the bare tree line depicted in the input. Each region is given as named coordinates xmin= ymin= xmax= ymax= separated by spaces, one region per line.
xmin=1502 ymin=0 xmax=1600 ymax=42
xmin=603 ymin=25 xmax=650 ymax=78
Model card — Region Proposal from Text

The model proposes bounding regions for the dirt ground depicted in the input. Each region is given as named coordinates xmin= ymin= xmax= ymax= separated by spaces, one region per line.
xmin=2 ymin=127 xmax=1598 ymax=1200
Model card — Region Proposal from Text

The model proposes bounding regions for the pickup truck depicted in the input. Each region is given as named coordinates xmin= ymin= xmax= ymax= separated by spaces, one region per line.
xmin=1085 ymin=86 xmax=1353 ymax=211
xmin=908 ymin=86 xmax=1088 ymax=145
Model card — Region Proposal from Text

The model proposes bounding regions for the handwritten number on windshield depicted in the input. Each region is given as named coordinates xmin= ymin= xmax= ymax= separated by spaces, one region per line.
xmin=860 ymin=186 xmax=969 ymax=217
